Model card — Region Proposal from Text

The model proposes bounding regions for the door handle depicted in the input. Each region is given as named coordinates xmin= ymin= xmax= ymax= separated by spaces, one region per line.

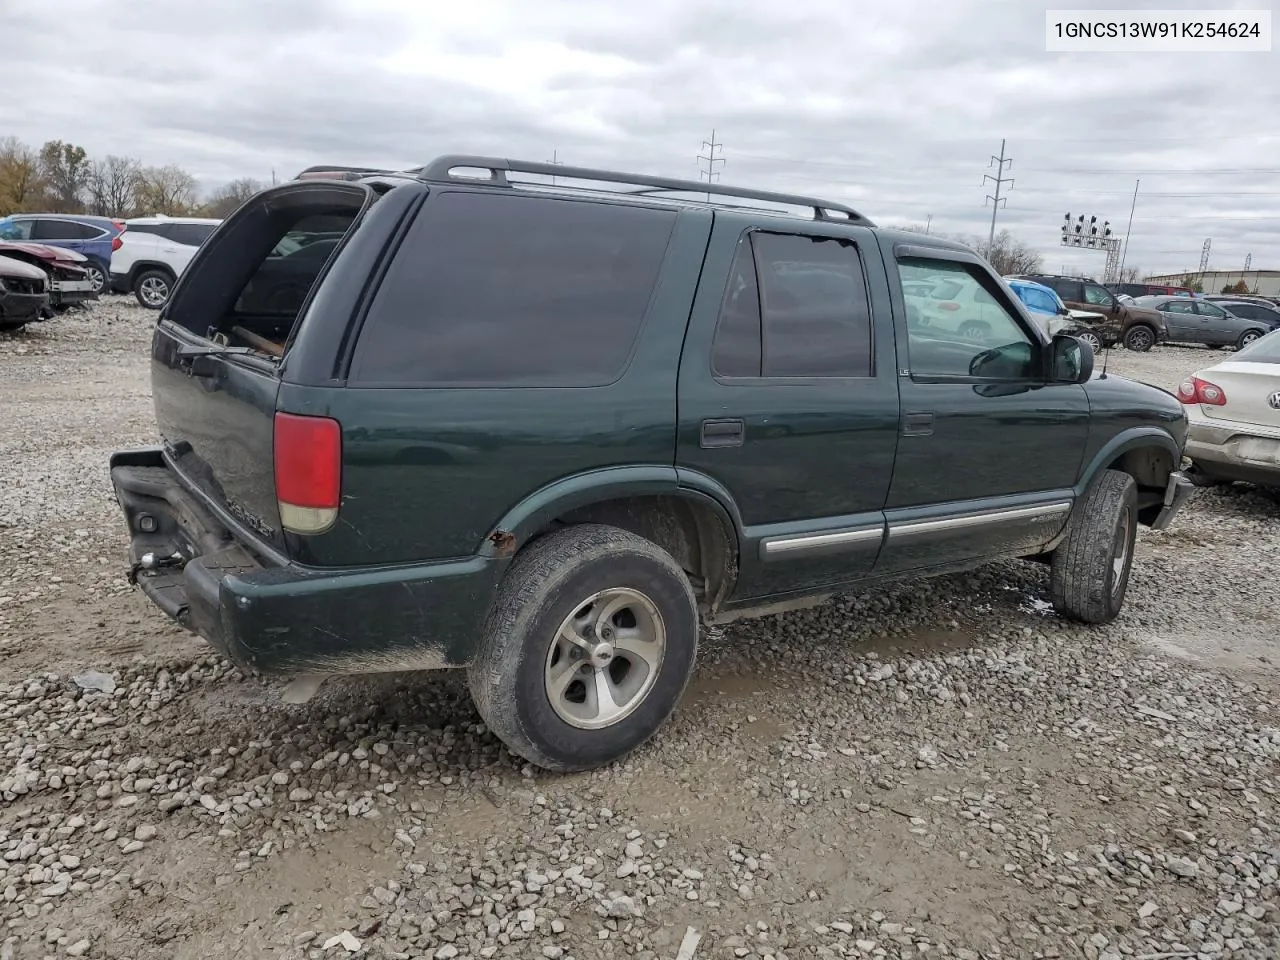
xmin=700 ymin=418 xmax=745 ymax=448
xmin=902 ymin=412 xmax=934 ymax=437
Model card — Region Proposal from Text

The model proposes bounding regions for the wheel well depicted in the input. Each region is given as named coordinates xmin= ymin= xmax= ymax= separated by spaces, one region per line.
xmin=131 ymin=262 xmax=177 ymax=285
xmin=1105 ymin=445 xmax=1175 ymax=525
xmin=543 ymin=495 xmax=738 ymax=613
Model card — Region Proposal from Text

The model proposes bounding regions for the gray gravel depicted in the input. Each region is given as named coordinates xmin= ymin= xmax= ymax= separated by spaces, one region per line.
xmin=0 ymin=302 xmax=1277 ymax=960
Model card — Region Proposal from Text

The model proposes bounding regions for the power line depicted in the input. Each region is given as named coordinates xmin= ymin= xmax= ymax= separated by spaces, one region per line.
xmin=983 ymin=138 xmax=1013 ymax=251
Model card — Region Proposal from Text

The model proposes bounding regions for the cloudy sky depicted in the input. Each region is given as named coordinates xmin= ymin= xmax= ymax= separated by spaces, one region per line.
xmin=2 ymin=0 xmax=1277 ymax=277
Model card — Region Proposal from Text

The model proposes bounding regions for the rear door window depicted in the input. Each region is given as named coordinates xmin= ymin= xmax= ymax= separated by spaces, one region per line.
xmin=350 ymin=192 xmax=677 ymax=387
xmin=32 ymin=219 xmax=103 ymax=241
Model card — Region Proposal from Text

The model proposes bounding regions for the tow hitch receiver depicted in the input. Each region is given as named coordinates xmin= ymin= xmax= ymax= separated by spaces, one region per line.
xmin=128 ymin=550 xmax=187 ymax=586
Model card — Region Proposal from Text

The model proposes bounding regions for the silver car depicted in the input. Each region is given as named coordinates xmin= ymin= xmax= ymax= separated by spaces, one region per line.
xmin=1133 ymin=295 xmax=1271 ymax=350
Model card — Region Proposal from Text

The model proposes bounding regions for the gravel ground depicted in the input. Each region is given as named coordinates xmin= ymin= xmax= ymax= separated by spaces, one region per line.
xmin=1 ymin=301 xmax=1277 ymax=960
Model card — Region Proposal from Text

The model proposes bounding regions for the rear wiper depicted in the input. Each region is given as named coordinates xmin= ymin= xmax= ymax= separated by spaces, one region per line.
xmin=177 ymin=343 xmax=260 ymax=360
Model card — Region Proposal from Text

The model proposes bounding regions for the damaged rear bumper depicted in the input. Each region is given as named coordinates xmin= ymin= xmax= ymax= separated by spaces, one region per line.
xmin=109 ymin=447 xmax=503 ymax=676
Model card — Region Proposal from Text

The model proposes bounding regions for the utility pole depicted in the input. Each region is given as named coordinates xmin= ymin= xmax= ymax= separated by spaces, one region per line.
xmin=925 ymin=214 xmax=933 ymax=235
xmin=547 ymin=148 xmax=563 ymax=186
xmin=698 ymin=130 xmax=725 ymax=202
xmin=271 ymin=169 xmax=277 ymax=186
xmin=1244 ymin=252 xmax=1252 ymax=292
xmin=983 ymin=138 xmax=1013 ymax=255
xmin=1117 ymin=178 xmax=1139 ymax=280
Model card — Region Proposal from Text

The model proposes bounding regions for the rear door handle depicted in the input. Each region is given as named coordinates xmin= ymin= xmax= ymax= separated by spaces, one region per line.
xmin=902 ymin=412 xmax=934 ymax=437
xmin=700 ymin=418 xmax=745 ymax=448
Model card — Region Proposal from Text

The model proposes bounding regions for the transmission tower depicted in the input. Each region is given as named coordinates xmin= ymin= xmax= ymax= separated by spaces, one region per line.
xmin=698 ymin=130 xmax=724 ymax=201
xmin=1199 ymin=238 xmax=1211 ymax=276
xmin=983 ymin=139 xmax=1013 ymax=252
xmin=546 ymin=148 xmax=563 ymax=186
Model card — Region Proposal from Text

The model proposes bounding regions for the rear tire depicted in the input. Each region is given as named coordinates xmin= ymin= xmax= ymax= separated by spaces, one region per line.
xmin=959 ymin=321 xmax=990 ymax=341
xmin=1236 ymin=329 xmax=1263 ymax=350
xmin=1123 ymin=325 xmax=1156 ymax=352
xmin=1050 ymin=470 xmax=1138 ymax=625
xmin=468 ymin=524 xmax=699 ymax=772
xmin=134 ymin=269 xmax=174 ymax=310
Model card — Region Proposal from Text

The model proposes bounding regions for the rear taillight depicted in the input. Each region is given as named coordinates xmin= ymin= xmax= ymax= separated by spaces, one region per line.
xmin=1177 ymin=376 xmax=1227 ymax=406
xmin=938 ymin=301 xmax=960 ymax=311
xmin=111 ymin=235 xmax=123 ymax=252
xmin=274 ymin=412 xmax=342 ymax=534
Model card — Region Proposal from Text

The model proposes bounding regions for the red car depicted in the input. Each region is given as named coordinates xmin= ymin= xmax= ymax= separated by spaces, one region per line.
xmin=0 ymin=240 xmax=97 ymax=312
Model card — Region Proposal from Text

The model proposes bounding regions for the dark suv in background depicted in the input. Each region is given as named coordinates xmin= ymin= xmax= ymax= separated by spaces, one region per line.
xmin=109 ymin=156 xmax=1193 ymax=771
xmin=1010 ymin=274 xmax=1167 ymax=351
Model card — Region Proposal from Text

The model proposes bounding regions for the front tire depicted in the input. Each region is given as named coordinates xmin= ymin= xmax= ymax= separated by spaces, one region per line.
xmin=1123 ymin=324 xmax=1156 ymax=352
xmin=83 ymin=261 xmax=108 ymax=296
xmin=468 ymin=524 xmax=699 ymax=772
xmin=1049 ymin=470 xmax=1138 ymax=624
xmin=134 ymin=269 xmax=174 ymax=309
xmin=1075 ymin=330 xmax=1103 ymax=354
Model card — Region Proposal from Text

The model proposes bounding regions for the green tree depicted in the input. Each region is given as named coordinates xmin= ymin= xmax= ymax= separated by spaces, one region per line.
xmin=37 ymin=140 xmax=91 ymax=212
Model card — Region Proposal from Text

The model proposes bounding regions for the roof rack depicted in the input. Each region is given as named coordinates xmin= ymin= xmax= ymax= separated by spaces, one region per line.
xmin=294 ymin=165 xmax=399 ymax=181
xmin=417 ymin=155 xmax=873 ymax=225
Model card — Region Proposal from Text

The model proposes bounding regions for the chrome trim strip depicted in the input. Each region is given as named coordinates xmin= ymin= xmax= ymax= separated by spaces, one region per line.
xmin=888 ymin=501 xmax=1071 ymax=539
xmin=761 ymin=526 xmax=884 ymax=557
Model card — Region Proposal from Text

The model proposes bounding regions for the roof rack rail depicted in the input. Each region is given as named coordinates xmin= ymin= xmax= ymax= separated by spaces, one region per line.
xmin=294 ymin=165 xmax=399 ymax=181
xmin=417 ymin=155 xmax=873 ymax=225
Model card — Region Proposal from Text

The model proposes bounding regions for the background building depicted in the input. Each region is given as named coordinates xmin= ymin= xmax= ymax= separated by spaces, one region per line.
xmin=1144 ymin=270 xmax=1280 ymax=296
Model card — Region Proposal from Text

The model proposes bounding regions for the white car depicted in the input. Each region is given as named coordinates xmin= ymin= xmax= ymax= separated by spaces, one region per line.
xmin=1180 ymin=329 xmax=1280 ymax=488
xmin=109 ymin=216 xmax=220 ymax=309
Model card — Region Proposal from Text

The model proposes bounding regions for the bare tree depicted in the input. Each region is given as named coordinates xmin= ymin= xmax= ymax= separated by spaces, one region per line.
xmin=0 ymin=136 xmax=46 ymax=214
xmin=1116 ymin=265 xmax=1144 ymax=283
xmin=134 ymin=165 xmax=198 ymax=216
xmin=37 ymin=140 xmax=91 ymax=212
xmin=974 ymin=229 xmax=1042 ymax=276
xmin=87 ymin=155 xmax=142 ymax=217
xmin=200 ymin=177 xmax=265 ymax=219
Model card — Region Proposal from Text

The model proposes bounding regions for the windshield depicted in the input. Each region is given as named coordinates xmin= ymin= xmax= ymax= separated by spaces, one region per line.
xmin=1235 ymin=329 xmax=1280 ymax=363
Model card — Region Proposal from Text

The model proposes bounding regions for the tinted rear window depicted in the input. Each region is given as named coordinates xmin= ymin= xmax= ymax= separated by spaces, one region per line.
xmin=169 ymin=223 xmax=217 ymax=246
xmin=350 ymin=192 xmax=676 ymax=387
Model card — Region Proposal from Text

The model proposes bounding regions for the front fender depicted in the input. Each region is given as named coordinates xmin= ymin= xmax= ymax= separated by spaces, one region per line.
xmin=1076 ymin=427 xmax=1181 ymax=496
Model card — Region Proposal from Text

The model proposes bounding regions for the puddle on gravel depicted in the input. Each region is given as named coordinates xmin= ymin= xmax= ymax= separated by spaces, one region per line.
xmin=1145 ymin=631 xmax=1278 ymax=680
xmin=857 ymin=627 xmax=983 ymax=659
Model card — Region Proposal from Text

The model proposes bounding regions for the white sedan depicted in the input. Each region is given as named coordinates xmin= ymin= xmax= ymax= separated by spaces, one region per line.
xmin=1179 ymin=329 xmax=1280 ymax=488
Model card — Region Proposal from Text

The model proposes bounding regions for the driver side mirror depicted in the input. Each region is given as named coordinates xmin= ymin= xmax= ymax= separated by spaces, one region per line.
xmin=1051 ymin=333 xmax=1094 ymax=384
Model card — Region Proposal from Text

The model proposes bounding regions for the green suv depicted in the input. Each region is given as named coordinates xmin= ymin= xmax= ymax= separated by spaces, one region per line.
xmin=110 ymin=156 xmax=1194 ymax=771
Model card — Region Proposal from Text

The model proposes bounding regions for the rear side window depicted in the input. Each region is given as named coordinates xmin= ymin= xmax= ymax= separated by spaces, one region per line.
xmin=169 ymin=223 xmax=216 ymax=247
xmin=32 ymin=219 xmax=103 ymax=241
xmin=125 ymin=223 xmax=168 ymax=238
xmin=350 ymin=192 xmax=676 ymax=387
xmin=709 ymin=230 xmax=873 ymax=379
